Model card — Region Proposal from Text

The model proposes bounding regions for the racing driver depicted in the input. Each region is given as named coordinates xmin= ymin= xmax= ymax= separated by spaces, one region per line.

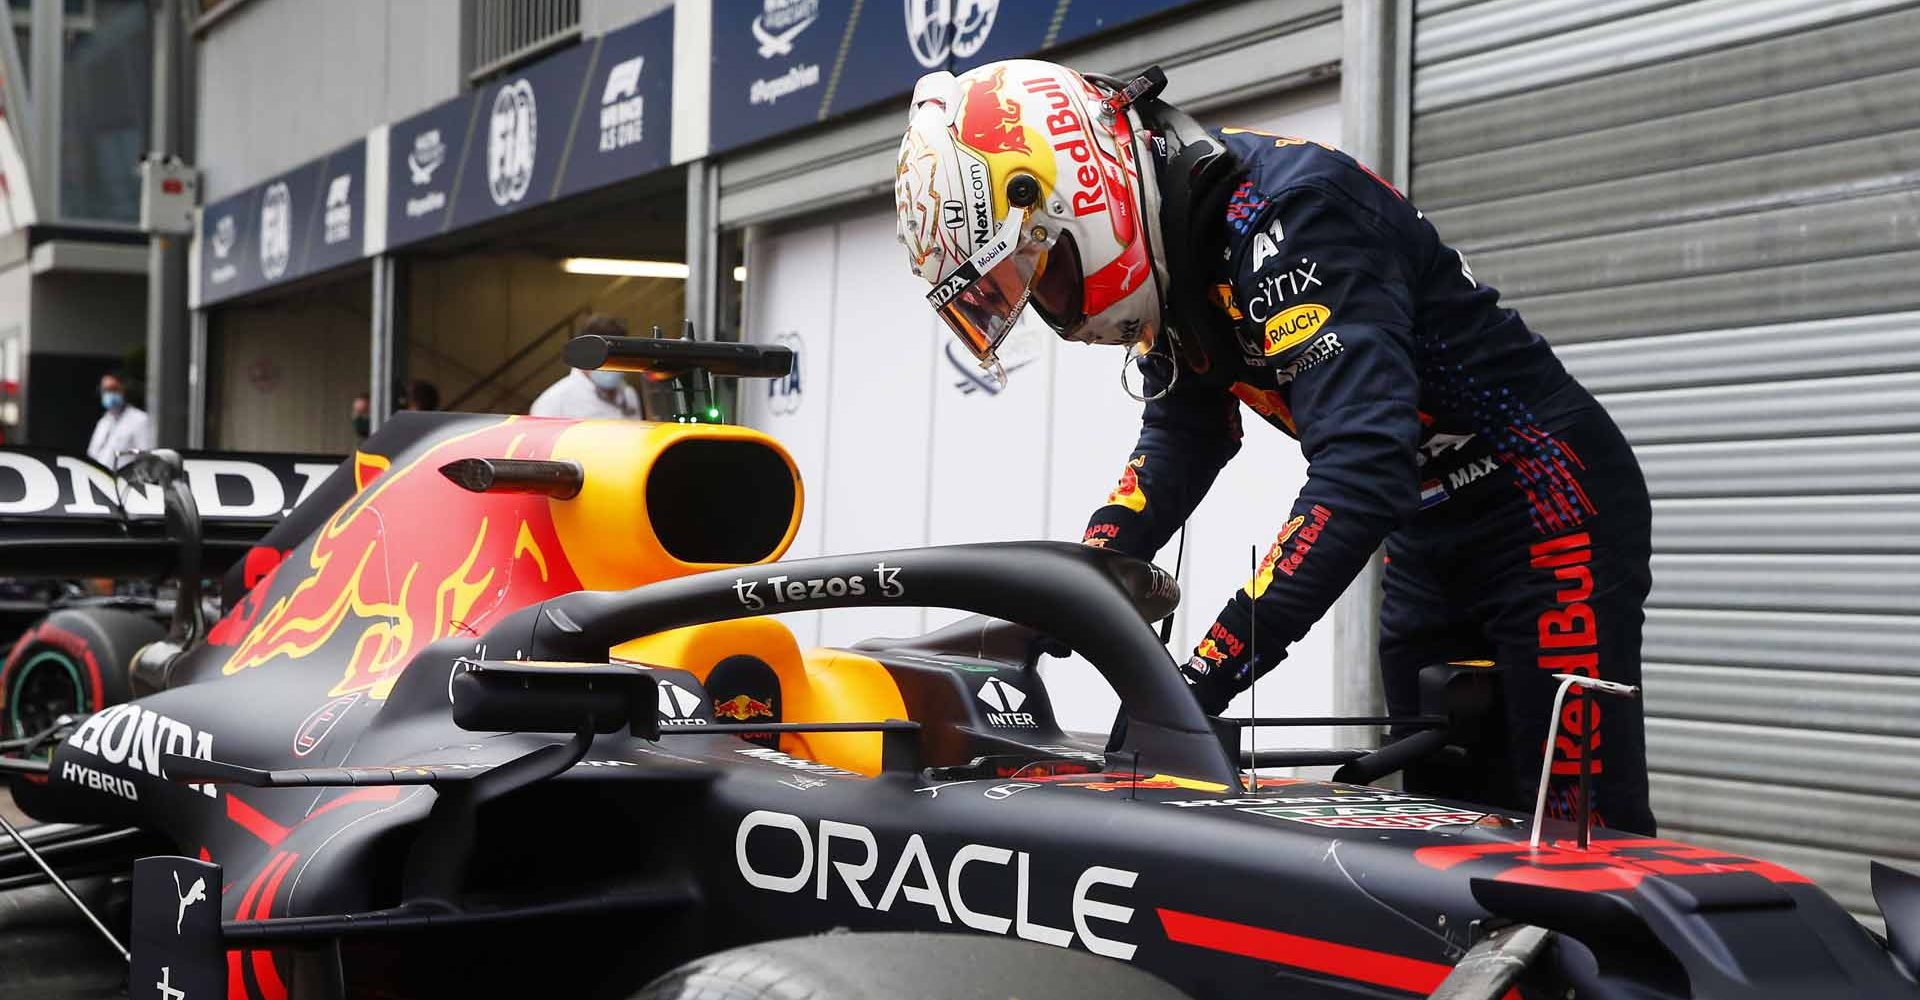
xmin=893 ymin=60 xmax=1655 ymax=834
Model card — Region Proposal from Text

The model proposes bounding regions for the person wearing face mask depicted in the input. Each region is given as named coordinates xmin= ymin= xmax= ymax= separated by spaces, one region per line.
xmin=350 ymin=393 xmax=372 ymax=439
xmin=529 ymin=315 xmax=644 ymax=419
xmin=87 ymin=372 xmax=153 ymax=468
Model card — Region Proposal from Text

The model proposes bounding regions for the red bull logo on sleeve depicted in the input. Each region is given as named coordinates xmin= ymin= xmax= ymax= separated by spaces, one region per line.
xmin=1104 ymin=455 xmax=1147 ymax=513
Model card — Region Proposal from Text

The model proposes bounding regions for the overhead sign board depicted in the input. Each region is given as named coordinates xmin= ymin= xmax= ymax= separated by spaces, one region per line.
xmin=198 ymin=139 xmax=366 ymax=307
xmin=199 ymin=9 xmax=675 ymax=305
xmin=709 ymin=0 xmax=1197 ymax=154
xmin=390 ymin=11 xmax=675 ymax=249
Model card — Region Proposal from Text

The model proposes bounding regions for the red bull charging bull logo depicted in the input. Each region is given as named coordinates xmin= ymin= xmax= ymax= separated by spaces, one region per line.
xmin=714 ymin=694 xmax=776 ymax=722
xmin=957 ymin=66 xmax=1029 ymax=155
xmin=1245 ymin=515 xmax=1306 ymax=599
xmin=1105 ymin=455 xmax=1147 ymax=513
xmin=210 ymin=419 xmax=583 ymax=700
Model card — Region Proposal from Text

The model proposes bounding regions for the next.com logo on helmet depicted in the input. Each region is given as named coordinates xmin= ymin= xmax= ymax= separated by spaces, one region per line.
xmin=957 ymin=66 xmax=1028 ymax=156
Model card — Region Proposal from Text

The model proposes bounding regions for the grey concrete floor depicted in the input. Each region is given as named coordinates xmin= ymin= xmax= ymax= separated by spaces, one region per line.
xmin=1 ymin=786 xmax=32 ymax=828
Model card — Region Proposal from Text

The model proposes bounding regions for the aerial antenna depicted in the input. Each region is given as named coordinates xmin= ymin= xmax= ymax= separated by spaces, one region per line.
xmin=1247 ymin=544 xmax=1258 ymax=788
xmin=1530 ymin=673 xmax=1639 ymax=849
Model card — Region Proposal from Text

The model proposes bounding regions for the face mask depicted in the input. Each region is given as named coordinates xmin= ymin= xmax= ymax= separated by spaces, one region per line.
xmin=587 ymin=370 xmax=626 ymax=392
xmin=101 ymin=391 xmax=124 ymax=411
xmin=352 ymin=415 xmax=371 ymax=437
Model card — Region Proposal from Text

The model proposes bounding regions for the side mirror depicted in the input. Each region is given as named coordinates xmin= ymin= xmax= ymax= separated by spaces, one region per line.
xmin=450 ymin=661 xmax=661 ymax=738
xmin=119 ymin=449 xmax=204 ymax=694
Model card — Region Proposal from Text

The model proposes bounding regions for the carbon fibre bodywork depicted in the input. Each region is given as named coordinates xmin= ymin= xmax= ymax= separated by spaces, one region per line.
xmin=5 ymin=412 xmax=1916 ymax=999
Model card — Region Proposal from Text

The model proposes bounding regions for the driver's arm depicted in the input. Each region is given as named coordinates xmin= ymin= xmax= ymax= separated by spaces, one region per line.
xmin=1183 ymin=183 xmax=1422 ymax=710
xmin=1082 ymin=373 xmax=1242 ymax=560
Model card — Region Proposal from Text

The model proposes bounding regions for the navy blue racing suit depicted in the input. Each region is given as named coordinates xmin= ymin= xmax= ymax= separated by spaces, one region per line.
xmin=1083 ymin=129 xmax=1655 ymax=834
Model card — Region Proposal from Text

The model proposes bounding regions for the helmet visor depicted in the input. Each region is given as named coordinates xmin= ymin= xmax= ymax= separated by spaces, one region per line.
xmin=927 ymin=210 xmax=1053 ymax=365
xmin=1028 ymin=229 xmax=1085 ymax=336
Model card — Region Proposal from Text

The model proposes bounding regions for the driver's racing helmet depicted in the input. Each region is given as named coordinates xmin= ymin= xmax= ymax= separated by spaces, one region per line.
xmin=895 ymin=59 xmax=1162 ymax=375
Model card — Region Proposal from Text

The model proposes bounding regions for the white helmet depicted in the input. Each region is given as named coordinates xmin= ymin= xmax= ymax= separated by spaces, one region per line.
xmin=895 ymin=59 xmax=1163 ymax=374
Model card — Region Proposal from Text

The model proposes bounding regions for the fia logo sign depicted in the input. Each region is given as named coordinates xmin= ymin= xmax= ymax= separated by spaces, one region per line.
xmin=258 ymin=181 xmax=292 ymax=280
xmin=905 ymin=0 xmax=1000 ymax=70
xmin=487 ymin=80 xmax=538 ymax=206
xmin=768 ymin=332 xmax=803 ymax=416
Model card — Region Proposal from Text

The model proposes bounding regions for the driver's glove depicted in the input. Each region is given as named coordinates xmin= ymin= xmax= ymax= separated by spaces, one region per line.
xmin=1180 ymin=619 xmax=1255 ymax=717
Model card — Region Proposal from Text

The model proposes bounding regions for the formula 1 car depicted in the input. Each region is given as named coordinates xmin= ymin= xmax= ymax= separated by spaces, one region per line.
xmin=2 ymin=336 xmax=1918 ymax=1000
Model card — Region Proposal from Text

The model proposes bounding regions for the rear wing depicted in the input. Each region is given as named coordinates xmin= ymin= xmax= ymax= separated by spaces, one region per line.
xmin=0 ymin=448 xmax=344 ymax=579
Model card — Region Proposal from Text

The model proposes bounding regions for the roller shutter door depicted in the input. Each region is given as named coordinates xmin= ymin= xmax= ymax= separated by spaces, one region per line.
xmin=1409 ymin=0 xmax=1920 ymax=920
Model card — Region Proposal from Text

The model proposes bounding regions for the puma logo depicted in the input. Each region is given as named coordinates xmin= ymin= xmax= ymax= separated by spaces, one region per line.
xmin=174 ymin=870 xmax=207 ymax=934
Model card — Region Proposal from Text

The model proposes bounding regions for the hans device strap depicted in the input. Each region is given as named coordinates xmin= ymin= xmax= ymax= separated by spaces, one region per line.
xmin=1133 ymin=87 xmax=1244 ymax=375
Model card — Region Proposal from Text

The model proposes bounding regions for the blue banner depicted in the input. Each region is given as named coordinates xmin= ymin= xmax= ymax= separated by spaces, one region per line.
xmin=559 ymin=14 xmax=675 ymax=199
xmin=431 ymin=10 xmax=677 ymax=241
xmin=199 ymin=139 xmax=366 ymax=307
xmin=709 ymin=0 xmax=1198 ymax=154
xmin=386 ymin=93 xmax=477 ymax=250
xmin=203 ymin=8 xmax=676 ymax=302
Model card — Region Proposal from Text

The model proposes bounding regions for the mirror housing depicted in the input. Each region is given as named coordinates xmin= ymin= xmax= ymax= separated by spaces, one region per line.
xmin=450 ymin=661 xmax=660 ymax=738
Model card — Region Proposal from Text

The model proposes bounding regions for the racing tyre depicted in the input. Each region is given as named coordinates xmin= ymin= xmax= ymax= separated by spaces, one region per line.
xmin=632 ymin=932 xmax=1192 ymax=1000
xmin=0 ymin=609 xmax=162 ymax=741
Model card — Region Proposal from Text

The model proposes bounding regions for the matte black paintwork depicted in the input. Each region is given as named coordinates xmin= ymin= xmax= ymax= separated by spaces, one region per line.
xmin=4 ymin=414 xmax=1915 ymax=1000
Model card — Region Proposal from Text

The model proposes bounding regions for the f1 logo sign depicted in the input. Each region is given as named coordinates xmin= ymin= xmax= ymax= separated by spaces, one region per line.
xmin=603 ymin=56 xmax=644 ymax=105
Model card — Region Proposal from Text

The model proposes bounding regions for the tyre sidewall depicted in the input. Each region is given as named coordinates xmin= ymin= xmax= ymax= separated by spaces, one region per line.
xmin=1 ymin=608 xmax=161 ymax=738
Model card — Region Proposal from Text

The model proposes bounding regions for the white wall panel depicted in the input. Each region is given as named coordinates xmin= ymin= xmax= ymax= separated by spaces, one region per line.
xmin=739 ymin=224 xmax=839 ymax=646
xmin=813 ymin=213 xmax=940 ymax=650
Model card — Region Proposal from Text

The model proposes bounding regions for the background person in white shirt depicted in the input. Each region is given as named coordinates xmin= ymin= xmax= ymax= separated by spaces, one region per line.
xmin=87 ymin=372 xmax=152 ymax=468
xmin=529 ymin=316 xmax=644 ymax=419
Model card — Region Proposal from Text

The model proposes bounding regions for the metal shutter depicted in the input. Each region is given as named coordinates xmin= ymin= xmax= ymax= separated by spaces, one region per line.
xmin=1409 ymin=0 xmax=1920 ymax=922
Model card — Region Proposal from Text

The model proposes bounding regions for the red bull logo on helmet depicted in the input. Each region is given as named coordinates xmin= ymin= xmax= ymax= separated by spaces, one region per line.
xmin=957 ymin=66 xmax=1029 ymax=156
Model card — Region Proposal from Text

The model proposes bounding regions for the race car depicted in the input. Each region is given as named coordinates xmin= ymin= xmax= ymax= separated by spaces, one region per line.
xmin=1 ymin=335 xmax=1917 ymax=1000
